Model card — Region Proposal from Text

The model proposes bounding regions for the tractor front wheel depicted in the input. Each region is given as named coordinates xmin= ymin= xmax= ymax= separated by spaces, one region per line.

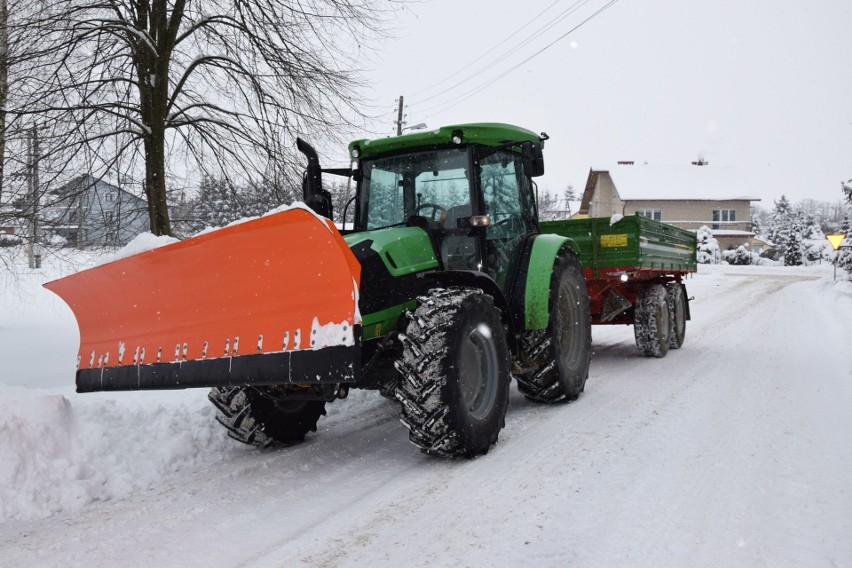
xmin=208 ymin=386 xmax=327 ymax=447
xmin=395 ymin=288 xmax=510 ymax=458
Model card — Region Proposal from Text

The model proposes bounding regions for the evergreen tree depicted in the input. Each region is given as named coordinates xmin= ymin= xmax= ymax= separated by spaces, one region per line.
xmin=750 ymin=214 xmax=764 ymax=238
xmin=537 ymin=191 xmax=560 ymax=221
xmin=767 ymin=194 xmax=794 ymax=249
xmin=696 ymin=225 xmax=721 ymax=264
xmin=328 ymin=180 xmax=356 ymax=228
xmin=801 ymin=213 xmax=830 ymax=263
xmin=802 ymin=213 xmax=819 ymax=240
xmin=191 ymin=176 xmax=243 ymax=230
xmin=561 ymin=184 xmax=579 ymax=217
xmin=783 ymin=213 xmax=804 ymax=266
xmin=832 ymin=196 xmax=852 ymax=278
xmin=241 ymin=181 xmax=286 ymax=219
xmin=834 ymin=239 xmax=852 ymax=278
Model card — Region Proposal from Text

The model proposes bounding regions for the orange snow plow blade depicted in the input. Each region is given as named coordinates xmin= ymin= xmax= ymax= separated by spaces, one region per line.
xmin=44 ymin=207 xmax=361 ymax=393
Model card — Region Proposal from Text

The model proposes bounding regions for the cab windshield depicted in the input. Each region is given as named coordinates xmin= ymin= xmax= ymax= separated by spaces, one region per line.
xmin=358 ymin=147 xmax=471 ymax=230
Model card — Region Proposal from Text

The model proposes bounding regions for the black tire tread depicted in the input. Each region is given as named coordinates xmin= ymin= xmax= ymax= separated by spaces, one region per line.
xmin=208 ymin=386 xmax=326 ymax=448
xmin=666 ymin=282 xmax=687 ymax=349
xmin=634 ymin=284 xmax=671 ymax=358
xmin=516 ymin=250 xmax=592 ymax=403
xmin=394 ymin=287 xmax=510 ymax=458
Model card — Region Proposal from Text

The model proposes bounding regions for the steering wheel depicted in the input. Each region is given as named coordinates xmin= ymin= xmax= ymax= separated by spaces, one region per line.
xmin=493 ymin=213 xmax=521 ymax=228
xmin=415 ymin=203 xmax=448 ymax=224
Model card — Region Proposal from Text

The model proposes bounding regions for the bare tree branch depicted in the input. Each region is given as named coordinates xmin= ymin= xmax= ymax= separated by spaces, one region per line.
xmin=6 ymin=0 xmax=396 ymax=236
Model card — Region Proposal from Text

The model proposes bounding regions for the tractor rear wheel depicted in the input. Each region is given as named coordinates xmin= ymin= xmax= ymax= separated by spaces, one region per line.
xmin=634 ymin=284 xmax=671 ymax=357
xmin=395 ymin=287 xmax=510 ymax=458
xmin=208 ymin=386 xmax=326 ymax=448
xmin=517 ymin=250 xmax=592 ymax=403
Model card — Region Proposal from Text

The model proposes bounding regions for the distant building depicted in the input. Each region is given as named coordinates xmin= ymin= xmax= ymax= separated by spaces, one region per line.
xmin=0 ymin=204 xmax=20 ymax=236
xmin=45 ymin=175 xmax=149 ymax=247
xmin=578 ymin=163 xmax=769 ymax=252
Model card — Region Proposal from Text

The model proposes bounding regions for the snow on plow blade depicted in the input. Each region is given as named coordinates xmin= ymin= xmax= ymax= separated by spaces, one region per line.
xmin=44 ymin=207 xmax=361 ymax=393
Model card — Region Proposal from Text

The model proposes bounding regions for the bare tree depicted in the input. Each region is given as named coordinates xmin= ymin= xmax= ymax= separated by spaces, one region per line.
xmin=0 ymin=0 xmax=8 ymax=204
xmin=13 ymin=0 xmax=392 ymax=236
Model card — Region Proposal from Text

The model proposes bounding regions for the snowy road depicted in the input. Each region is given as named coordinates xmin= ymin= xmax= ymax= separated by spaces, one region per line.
xmin=2 ymin=264 xmax=851 ymax=567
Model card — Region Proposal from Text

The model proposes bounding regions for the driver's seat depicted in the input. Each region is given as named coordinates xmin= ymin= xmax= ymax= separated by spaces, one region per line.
xmin=441 ymin=204 xmax=475 ymax=270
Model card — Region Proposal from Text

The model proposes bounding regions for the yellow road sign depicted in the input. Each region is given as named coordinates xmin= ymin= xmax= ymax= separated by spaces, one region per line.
xmin=827 ymin=234 xmax=847 ymax=251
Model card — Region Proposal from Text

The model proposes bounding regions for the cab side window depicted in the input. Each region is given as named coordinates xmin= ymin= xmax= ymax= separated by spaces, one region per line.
xmin=480 ymin=150 xmax=534 ymax=289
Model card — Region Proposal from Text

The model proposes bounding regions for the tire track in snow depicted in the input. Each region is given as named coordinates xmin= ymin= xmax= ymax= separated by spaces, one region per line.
xmin=3 ymin=269 xmax=850 ymax=568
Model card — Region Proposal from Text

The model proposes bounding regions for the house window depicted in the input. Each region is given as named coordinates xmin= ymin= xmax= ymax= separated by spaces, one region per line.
xmin=106 ymin=192 xmax=116 ymax=203
xmin=712 ymin=209 xmax=736 ymax=229
xmin=637 ymin=209 xmax=662 ymax=221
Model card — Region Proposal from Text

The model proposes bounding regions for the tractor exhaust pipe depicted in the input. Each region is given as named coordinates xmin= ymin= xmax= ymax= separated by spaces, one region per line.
xmin=297 ymin=137 xmax=333 ymax=219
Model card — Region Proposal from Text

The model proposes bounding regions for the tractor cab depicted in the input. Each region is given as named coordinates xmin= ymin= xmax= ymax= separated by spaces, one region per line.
xmin=348 ymin=124 xmax=547 ymax=292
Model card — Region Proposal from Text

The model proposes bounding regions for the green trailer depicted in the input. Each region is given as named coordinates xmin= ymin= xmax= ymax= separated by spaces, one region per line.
xmin=542 ymin=214 xmax=697 ymax=357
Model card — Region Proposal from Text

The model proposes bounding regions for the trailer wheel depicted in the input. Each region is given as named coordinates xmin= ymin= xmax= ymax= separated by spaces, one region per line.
xmin=208 ymin=386 xmax=326 ymax=448
xmin=517 ymin=250 xmax=592 ymax=403
xmin=394 ymin=287 xmax=510 ymax=458
xmin=634 ymin=284 xmax=671 ymax=357
xmin=666 ymin=283 xmax=687 ymax=349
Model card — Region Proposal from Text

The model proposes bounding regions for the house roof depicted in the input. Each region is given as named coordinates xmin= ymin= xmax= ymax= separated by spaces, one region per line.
xmin=592 ymin=164 xmax=761 ymax=202
xmin=579 ymin=169 xmax=599 ymax=214
xmin=52 ymin=174 xmax=147 ymax=203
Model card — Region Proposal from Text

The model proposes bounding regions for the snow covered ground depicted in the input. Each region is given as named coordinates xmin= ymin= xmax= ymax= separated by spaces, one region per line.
xmin=2 ymin=248 xmax=851 ymax=567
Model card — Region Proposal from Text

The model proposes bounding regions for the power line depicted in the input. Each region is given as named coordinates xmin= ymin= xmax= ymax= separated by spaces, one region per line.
xmin=409 ymin=0 xmax=563 ymax=99
xmin=421 ymin=0 xmax=621 ymax=120
xmin=410 ymin=0 xmax=592 ymax=109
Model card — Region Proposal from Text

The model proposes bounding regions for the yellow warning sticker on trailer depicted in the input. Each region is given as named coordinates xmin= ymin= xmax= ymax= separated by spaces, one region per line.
xmin=601 ymin=234 xmax=628 ymax=248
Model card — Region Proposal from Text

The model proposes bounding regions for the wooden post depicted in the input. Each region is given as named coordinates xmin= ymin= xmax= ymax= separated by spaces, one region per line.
xmin=395 ymin=96 xmax=404 ymax=135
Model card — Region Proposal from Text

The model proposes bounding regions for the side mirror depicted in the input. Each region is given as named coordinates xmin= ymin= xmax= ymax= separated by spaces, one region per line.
xmin=521 ymin=142 xmax=545 ymax=178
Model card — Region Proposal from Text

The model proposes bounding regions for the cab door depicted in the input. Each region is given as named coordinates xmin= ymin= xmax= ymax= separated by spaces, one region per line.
xmin=478 ymin=149 xmax=536 ymax=293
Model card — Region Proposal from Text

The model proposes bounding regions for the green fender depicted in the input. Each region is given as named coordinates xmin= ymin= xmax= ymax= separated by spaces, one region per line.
xmin=523 ymin=234 xmax=580 ymax=330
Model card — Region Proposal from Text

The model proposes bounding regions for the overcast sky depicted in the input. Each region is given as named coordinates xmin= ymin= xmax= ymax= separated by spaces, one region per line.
xmin=353 ymin=0 xmax=852 ymax=208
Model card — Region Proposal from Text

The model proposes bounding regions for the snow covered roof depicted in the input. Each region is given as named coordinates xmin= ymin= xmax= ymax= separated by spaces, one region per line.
xmin=594 ymin=164 xmax=761 ymax=202
xmin=710 ymin=230 xmax=754 ymax=236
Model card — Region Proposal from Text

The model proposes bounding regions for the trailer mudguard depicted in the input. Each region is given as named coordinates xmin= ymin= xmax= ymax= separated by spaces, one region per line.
xmin=523 ymin=234 xmax=580 ymax=330
xmin=45 ymin=206 xmax=362 ymax=393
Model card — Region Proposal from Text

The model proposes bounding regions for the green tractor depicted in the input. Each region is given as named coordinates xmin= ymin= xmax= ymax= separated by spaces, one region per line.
xmin=46 ymin=123 xmax=593 ymax=458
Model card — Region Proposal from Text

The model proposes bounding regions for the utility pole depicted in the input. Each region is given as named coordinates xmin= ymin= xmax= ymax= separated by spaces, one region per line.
xmin=0 ymin=0 xmax=8 ymax=205
xmin=395 ymin=95 xmax=404 ymax=135
xmin=26 ymin=126 xmax=41 ymax=269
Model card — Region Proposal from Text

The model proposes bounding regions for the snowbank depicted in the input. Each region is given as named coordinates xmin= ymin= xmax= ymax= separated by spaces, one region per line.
xmin=0 ymin=249 xmax=235 ymax=522
xmin=0 ymin=386 xmax=233 ymax=522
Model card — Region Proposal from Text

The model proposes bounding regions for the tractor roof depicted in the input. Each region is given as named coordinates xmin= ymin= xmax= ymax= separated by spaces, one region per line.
xmin=349 ymin=123 xmax=544 ymax=160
